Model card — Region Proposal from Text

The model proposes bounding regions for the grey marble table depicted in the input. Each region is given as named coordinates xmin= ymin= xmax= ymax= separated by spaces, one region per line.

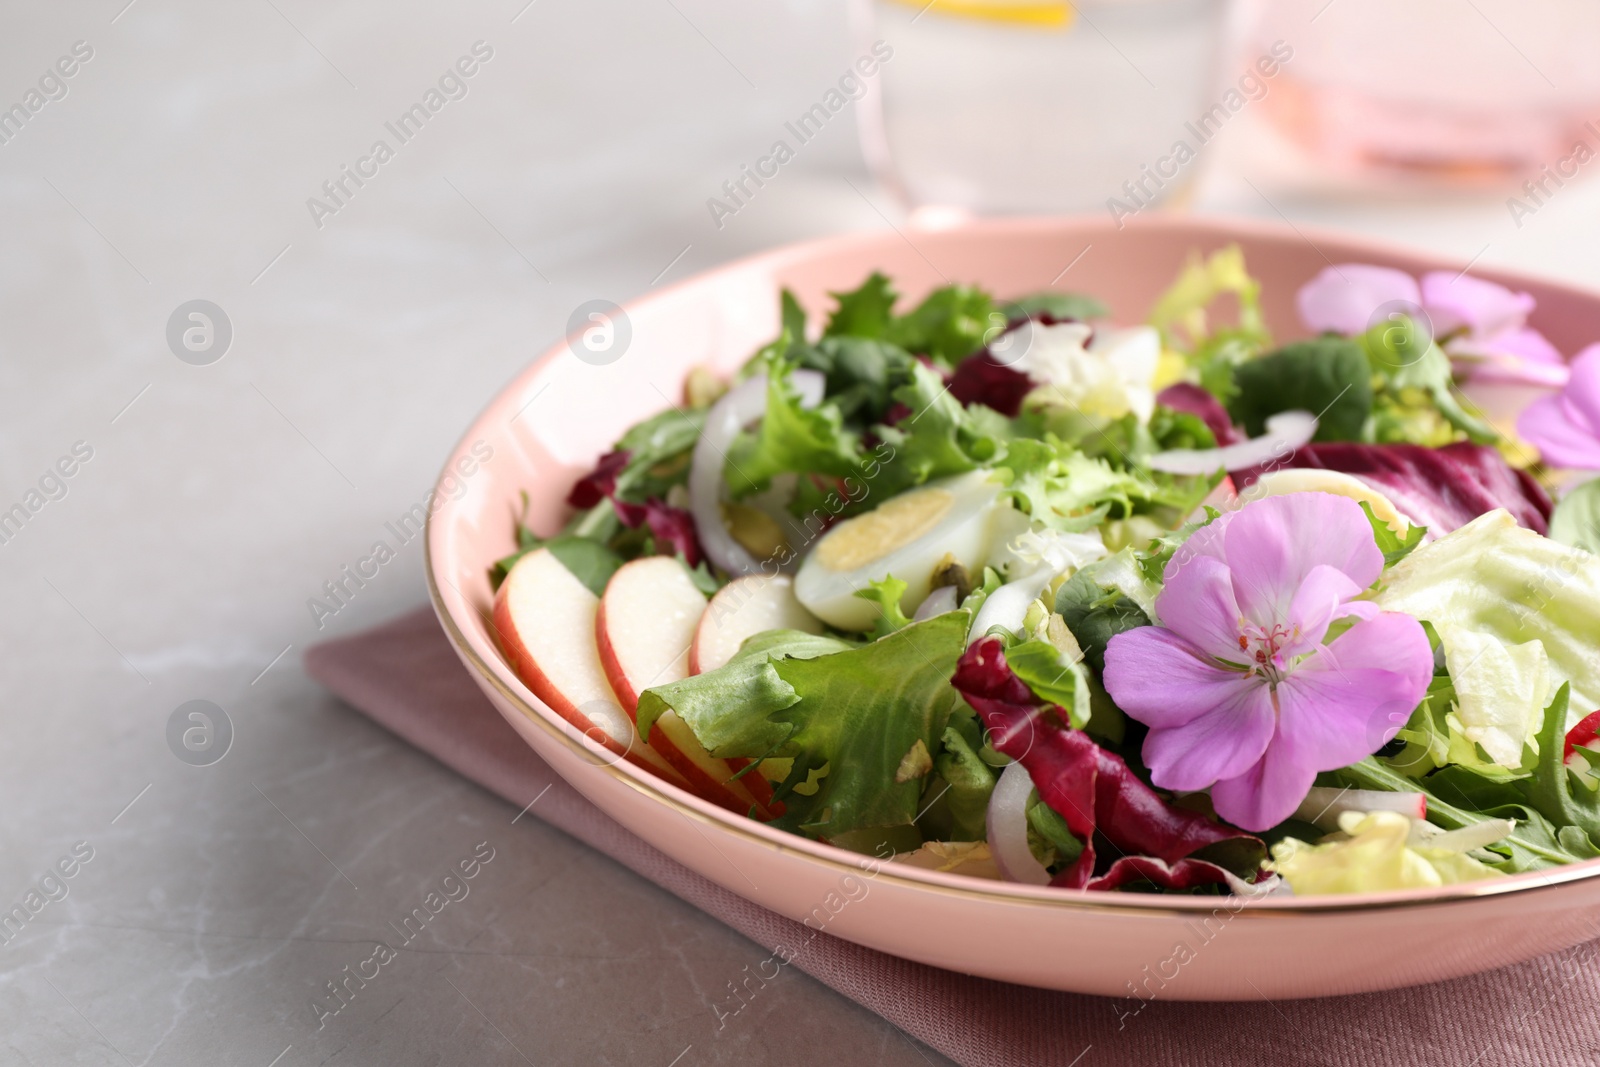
xmin=3 ymin=1 xmax=1598 ymax=1063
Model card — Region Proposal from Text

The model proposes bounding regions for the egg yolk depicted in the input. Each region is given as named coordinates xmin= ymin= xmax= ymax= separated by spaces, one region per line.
xmin=814 ymin=487 xmax=955 ymax=572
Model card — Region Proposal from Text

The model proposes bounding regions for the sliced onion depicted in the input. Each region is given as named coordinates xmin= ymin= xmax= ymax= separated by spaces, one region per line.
xmin=968 ymin=564 xmax=1054 ymax=645
xmin=1147 ymin=410 xmax=1318 ymax=476
xmin=987 ymin=761 xmax=1051 ymax=885
xmin=1294 ymin=786 xmax=1426 ymax=831
xmin=689 ymin=370 xmax=825 ymax=576
xmin=912 ymin=584 xmax=960 ymax=622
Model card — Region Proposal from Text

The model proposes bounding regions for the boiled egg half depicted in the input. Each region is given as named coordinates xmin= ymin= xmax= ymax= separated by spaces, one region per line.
xmin=795 ymin=470 xmax=1012 ymax=631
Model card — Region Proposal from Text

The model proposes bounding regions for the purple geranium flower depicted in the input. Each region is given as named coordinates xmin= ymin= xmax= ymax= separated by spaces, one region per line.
xmin=1297 ymin=264 xmax=1569 ymax=389
xmin=1517 ymin=344 xmax=1600 ymax=470
xmin=1102 ymin=493 xmax=1434 ymax=832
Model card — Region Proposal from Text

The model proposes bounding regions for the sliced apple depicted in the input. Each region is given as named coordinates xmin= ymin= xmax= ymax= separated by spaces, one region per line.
xmin=689 ymin=574 xmax=824 ymax=675
xmin=597 ymin=556 xmax=774 ymax=817
xmin=492 ymin=548 xmax=681 ymax=782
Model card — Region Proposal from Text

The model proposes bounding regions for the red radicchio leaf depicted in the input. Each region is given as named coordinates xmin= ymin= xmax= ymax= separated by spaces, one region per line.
xmin=1232 ymin=441 xmax=1552 ymax=535
xmin=1156 ymin=383 xmax=1244 ymax=446
xmin=948 ymin=356 xmax=1032 ymax=417
xmin=952 ymin=637 xmax=1265 ymax=892
xmin=566 ymin=449 xmax=631 ymax=509
xmin=613 ymin=498 xmax=704 ymax=568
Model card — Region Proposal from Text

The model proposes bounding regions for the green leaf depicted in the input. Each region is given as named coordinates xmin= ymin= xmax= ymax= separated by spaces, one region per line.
xmin=636 ymin=629 xmax=856 ymax=752
xmin=854 ymin=575 xmax=913 ymax=641
xmin=1147 ymin=245 xmax=1269 ymax=356
xmin=1361 ymin=500 xmax=1426 ymax=566
xmin=788 ymin=335 xmax=916 ymax=428
xmin=1003 ymin=638 xmax=1091 ymax=728
xmin=932 ymin=726 xmax=995 ymax=841
xmin=1227 ymin=336 xmax=1374 ymax=442
xmin=612 ymin=406 xmax=705 ymax=500
xmin=1519 ymin=684 xmax=1600 ymax=846
xmin=780 ymin=288 xmax=807 ymax=345
xmin=824 ymin=272 xmax=898 ymax=339
xmin=1053 ymin=570 xmax=1152 ymax=673
xmin=1359 ymin=320 xmax=1499 ymax=445
xmin=1000 ymin=291 xmax=1109 ymax=323
xmin=1325 ymin=757 xmax=1592 ymax=872
xmin=769 ymin=613 xmax=970 ymax=835
xmin=883 ymin=285 xmax=1006 ymax=367
xmin=725 ymin=350 xmax=867 ymax=497
xmin=868 ymin=362 xmax=997 ymax=498
xmin=1551 ymin=476 xmax=1600 ymax=555
xmin=544 ymin=536 xmax=624 ymax=597
xmin=1027 ymin=796 xmax=1085 ymax=866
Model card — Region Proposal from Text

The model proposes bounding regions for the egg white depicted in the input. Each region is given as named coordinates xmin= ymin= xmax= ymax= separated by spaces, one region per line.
xmin=794 ymin=470 xmax=1012 ymax=631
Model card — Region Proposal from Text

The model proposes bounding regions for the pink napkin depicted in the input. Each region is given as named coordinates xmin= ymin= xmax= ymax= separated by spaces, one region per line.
xmin=306 ymin=607 xmax=1599 ymax=1067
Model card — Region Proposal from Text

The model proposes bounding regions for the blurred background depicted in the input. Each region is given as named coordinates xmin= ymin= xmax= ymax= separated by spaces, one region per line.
xmin=2 ymin=0 xmax=1598 ymax=1062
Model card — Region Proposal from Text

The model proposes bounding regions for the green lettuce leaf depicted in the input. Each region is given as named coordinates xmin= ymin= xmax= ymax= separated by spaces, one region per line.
xmin=788 ymin=335 xmax=916 ymax=428
xmin=932 ymin=726 xmax=995 ymax=841
xmin=1003 ymin=638 xmax=1091 ymax=728
xmin=641 ymin=613 xmax=970 ymax=837
xmin=1227 ymin=336 xmax=1373 ymax=442
xmin=725 ymin=350 xmax=867 ymax=497
xmin=1000 ymin=291 xmax=1109 ymax=323
xmin=1053 ymin=569 xmax=1152 ymax=673
xmin=883 ymin=285 xmax=1005 ymax=367
xmin=823 ymin=272 xmax=898 ymax=339
xmin=1550 ymin=476 xmax=1600 ymax=555
xmin=855 ymin=575 xmax=913 ymax=641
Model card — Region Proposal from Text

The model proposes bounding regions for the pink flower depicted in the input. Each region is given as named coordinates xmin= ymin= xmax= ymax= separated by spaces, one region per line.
xmin=1517 ymin=344 xmax=1600 ymax=470
xmin=1102 ymin=493 xmax=1434 ymax=832
xmin=1297 ymin=264 xmax=1569 ymax=389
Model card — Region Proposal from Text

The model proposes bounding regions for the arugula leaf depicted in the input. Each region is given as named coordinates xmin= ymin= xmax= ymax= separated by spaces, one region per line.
xmin=824 ymin=272 xmax=898 ymax=339
xmin=1053 ymin=570 xmax=1152 ymax=673
xmin=1361 ymin=500 xmax=1426 ymax=566
xmin=1551 ymin=476 xmax=1600 ymax=555
xmin=932 ymin=726 xmax=995 ymax=841
xmin=883 ymin=285 xmax=1006 ymax=367
xmin=1520 ymin=684 xmax=1600 ymax=847
xmin=854 ymin=575 xmax=913 ymax=641
xmin=1227 ymin=336 xmax=1373 ymax=442
xmin=1003 ymin=638 xmax=1091 ymax=728
xmin=1026 ymin=796 xmax=1086 ymax=866
xmin=1326 ymin=757 xmax=1596 ymax=872
xmin=1000 ymin=291 xmax=1109 ymax=323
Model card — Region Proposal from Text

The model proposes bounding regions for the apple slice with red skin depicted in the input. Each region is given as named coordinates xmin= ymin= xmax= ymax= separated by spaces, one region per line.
xmin=597 ymin=556 xmax=775 ymax=817
xmin=492 ymin=547 xmax=682 ymax=782
xmin=689 ymin=574 xmax=824 ymax=675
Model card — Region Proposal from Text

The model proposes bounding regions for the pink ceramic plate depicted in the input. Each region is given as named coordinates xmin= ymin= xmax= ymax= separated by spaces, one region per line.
xmin=426 ymin=215 xmax=1600 ymax=1000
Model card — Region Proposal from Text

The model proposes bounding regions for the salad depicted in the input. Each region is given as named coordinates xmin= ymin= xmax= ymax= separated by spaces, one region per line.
xmin=492 ymin=247 xmax=1600 ymax=897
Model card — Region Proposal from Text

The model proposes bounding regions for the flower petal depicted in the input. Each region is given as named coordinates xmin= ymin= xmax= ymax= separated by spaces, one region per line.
xmin=1281 ymin=612 xmax=1436 ymax=768
xmin=1209 ymin=736 xmax=1320 ymax=832
xmin=1562 ymin=344 xmax=1600 ymax=433
xmin=1222 ymin=494 xmax=1384 ymax=628
xmin=1297 ymin=265 xmax=1420 ymax=336
xmin=1283 ymin=563 xmax=1367 ymax=656
xmin=1153 ymin=553 xmax=1245 ymax=661
xmin=1420 ymin=271 xmax=1535 ymax=339
xmin=1141 ymin=680 xmax=1276 ymax=792
xmin=1102 ymin=625 xmax=1256 ymax=730
xmin=1517 ymin=392 xmax=1600 ymax=470
xmin=1450 ymin=326 xmax=1571 ymax=388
